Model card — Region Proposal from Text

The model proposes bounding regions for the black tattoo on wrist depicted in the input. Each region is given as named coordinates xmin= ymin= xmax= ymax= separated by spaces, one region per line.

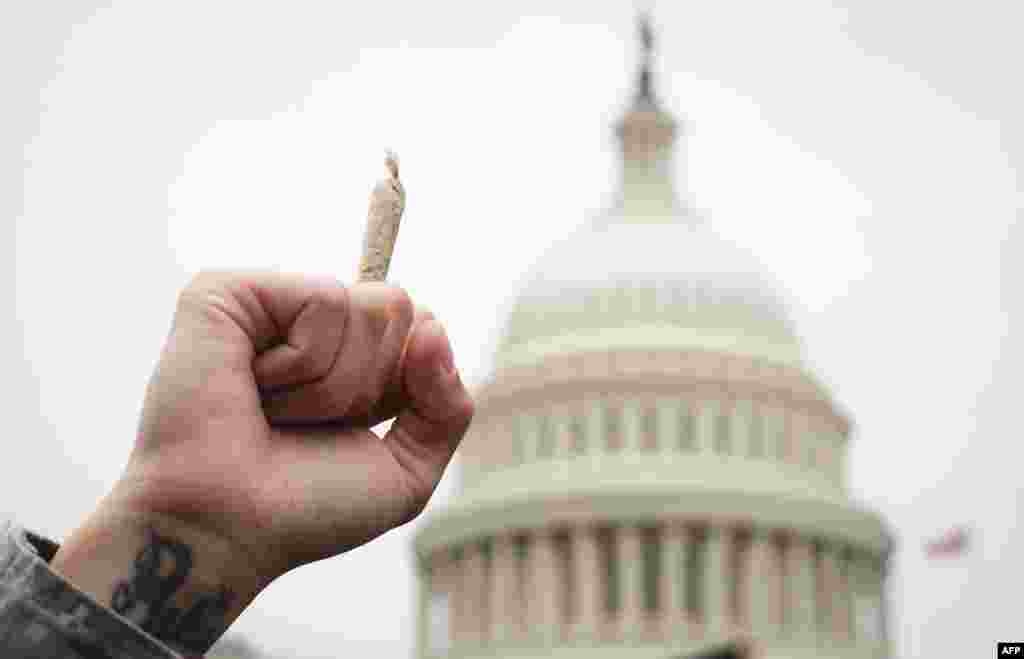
xmin=111 ymin=528 xmax=234 ymax=654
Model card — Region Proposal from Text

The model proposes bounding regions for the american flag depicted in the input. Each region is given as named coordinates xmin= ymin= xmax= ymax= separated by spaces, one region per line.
xmin=924 ymin=525 xmax=970 ymax=558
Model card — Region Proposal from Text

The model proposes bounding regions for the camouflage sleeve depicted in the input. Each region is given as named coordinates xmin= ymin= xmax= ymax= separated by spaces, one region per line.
xmin=0 ymin=518 xmax=182 ymax=659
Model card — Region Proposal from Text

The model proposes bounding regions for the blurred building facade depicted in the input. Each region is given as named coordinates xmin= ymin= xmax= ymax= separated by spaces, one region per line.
xmin=413 ymin=17 xmax=892 ymax=659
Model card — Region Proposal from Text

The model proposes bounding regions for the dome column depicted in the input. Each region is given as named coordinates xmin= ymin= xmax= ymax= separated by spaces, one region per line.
xmin=571 ymin=523 xmax=602 ymax=640
xmin=527 ymin=528 xmax=560 ymax=643
xmin=745 ymin=529 xmax=775 ymax=638
xmin=820 ymin=542 xmax=841 ymax=642
xmin=659 ymin=522 xmax=689 ymax=638
xmin=787 ymin=535 xmax=818 ymax=642
xmin=448 ymin=549 xmax=468 ymax=650
xmin=837 ymin=549 xmax=855 ymax=643
xmin=617 ymin=523 xmax=645 ymax=638
xmin=463 ymin=542 xmax=486 ymax=649
xmin=702 ymin=524 xmax=728 ymax=638
xmin=489 ymin=534 xmax=516 ymax=643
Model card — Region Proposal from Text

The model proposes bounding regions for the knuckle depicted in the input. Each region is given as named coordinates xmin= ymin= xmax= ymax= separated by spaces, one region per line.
xmin=175 ymin=285 xmax=233 ymax=326
xmin=298 ymin=288 xmax=344 ymax=380
xmin=173 ymin=271 xmax=253 ymax=336
xmin=413 ymin=304 xmax=435 ymax=324
xmin=400 ymin=498 xmax=428 ymax=527
xmin=388 ymin=286 xmax=414 ymax=321
xmin=182 ymin=269 xmax=226 ymax=296
xmin=446 ymin=391 xmax=476 ymax=432
xmin=312 ymin=281 xmax=350 ymax=343
xmin=399 ymin=482 xmax=432 ymax=526
xmin=344 ymin=390 xmax=376 ymax=420
xmin=177 ymin=270 xmax=226 ymax=310
xmin=295 ymin=347 xmax=327 ymax=380
xmin=324 ymin=282 xmax=350 ymax=315
xmin=304 ymin=282 xmax=333 ymax=310
xmin=460 ymin=393 xmax=477 ymax=423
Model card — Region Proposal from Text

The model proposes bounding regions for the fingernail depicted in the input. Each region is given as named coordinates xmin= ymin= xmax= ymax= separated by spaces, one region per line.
xmin=428 ymin=320 xmax=455 ymax=376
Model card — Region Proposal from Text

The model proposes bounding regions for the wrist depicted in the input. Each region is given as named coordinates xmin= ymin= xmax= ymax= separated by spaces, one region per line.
xmin=51 ymin=504 xmax=272 ymax=656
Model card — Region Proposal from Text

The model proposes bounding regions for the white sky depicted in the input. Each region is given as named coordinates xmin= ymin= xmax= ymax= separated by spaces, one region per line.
xmin=2 ymin=2 xmax=1021 ymax=658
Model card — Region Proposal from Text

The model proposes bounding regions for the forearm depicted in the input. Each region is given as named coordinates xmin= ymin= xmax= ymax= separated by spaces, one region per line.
xmin=50 ymin=507 xmax=270 ymax=657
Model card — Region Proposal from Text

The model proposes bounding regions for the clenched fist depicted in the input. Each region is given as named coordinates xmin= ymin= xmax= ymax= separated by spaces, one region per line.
xmin=51 ymin=271 xmax=474 ymax=656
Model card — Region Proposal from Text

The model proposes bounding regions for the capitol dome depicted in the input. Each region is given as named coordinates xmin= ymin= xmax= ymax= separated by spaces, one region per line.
xmin=499 ymin=214 xmax=802 ymax=372
xmin=414 ymin=16 xmax=891 ymax=659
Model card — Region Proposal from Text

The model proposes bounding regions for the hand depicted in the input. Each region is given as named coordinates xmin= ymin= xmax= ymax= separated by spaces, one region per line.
xmin=51 ymin=271 xmax=474 ymax=655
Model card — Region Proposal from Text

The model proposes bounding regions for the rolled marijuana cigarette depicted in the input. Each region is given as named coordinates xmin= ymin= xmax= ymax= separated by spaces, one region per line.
xmin=357 ymin=151 xmax=406 ymax=282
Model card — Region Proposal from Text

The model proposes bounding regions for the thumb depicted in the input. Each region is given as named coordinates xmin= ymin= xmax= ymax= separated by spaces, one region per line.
xmin=382 ymin=318 xmax=475 ymax=520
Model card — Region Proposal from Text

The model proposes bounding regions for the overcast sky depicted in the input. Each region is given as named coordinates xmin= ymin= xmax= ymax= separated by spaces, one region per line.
xmin=2 ymin=2 xmax=1021 ymax=658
